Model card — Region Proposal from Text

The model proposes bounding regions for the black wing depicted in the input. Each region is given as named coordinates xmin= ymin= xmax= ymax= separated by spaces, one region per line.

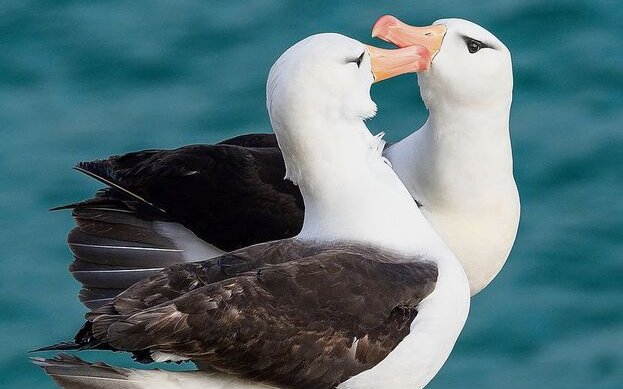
xmin=59 ymin=136 xmax=303 ymax=308
xmin=72 ymin=243 xmax=438 ymax=389
xmin=70 ymin=142 xmax=303 ymax=251
xmin=217 ymin=132 xmax=279 ymax=148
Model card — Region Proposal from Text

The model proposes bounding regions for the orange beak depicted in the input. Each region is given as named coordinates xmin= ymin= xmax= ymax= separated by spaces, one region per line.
xmin=365 ymin=44 xmax=432 ymax=83
xmin=372 ymin=15 xmax=447 ymax=59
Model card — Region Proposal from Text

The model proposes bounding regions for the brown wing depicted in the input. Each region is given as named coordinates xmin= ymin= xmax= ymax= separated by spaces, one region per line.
xmin=83 ymin=244 xmax=438 ymax=389
xmin=100 ymin=239 xmax=316 ymax=316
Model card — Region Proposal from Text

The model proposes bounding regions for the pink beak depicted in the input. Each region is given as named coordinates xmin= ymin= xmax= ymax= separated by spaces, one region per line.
xmin=372 ymin=15 xmax=447 ymax=59
xmin=366 ymin=44 xmax=432 ymax=82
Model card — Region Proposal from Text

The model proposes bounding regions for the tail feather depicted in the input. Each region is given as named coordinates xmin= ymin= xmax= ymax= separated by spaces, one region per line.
xmin=67 ymin=208 xmax=222 ymax=309
xmin=71 ymin=262 xmax=163 ymax=289
xmin=32 ymin=354 xmax=138 ymax=389
xmin=31 ymin=343 xmax=81 ymax=353
xmin=79 ymin=287 xmax=125 ymax=308
xmin=73 ymin=207 xmax=158 ymax=231
xmin=69 ymin=228 xmax=185 ymax=268
xmin=74 ymin=163 xmax=166 ymax=215
xmin=56 ymin=161 xmax=223 ymax=309
xmin=33 ymin=354 xmax=279 ymax=389
xmin=51 ymin=198 xmax=128 ymax=212
xmin=82 ymin=297 xmax=116 ymax=310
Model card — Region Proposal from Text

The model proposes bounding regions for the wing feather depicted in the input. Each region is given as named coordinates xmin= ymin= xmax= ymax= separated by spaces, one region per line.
xmin=75 ymin=243 xmax=437 ymax=388
xmin=58 ymin=140 xmax=304 ymax=308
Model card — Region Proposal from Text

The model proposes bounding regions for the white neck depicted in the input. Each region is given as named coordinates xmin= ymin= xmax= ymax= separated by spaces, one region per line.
xmin=384 ymin=86 xmax=519 ymax=295
xmin=387 ymin=96 xmax=514 ymax=208
xmin=271 ymin=110 xmax=450 ymax=259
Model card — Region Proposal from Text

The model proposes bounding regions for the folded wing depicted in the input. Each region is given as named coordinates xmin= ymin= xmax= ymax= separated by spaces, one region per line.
xmin=60 ymin=139 xmax=304 ymax=308
xmin=75 ymin=244 xmax=438 ymax=389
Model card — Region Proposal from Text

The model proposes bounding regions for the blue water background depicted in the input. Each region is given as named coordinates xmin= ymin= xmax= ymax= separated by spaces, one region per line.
xmin=1 ymin=1 xmax=622 ymax=387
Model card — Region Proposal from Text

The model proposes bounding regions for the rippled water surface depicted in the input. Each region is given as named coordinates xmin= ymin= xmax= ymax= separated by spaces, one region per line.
xmin=1 ymin=1 xmax=622 ymax=388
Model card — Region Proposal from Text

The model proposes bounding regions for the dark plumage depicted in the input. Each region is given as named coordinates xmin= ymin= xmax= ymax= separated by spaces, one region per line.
xmin=32 ymin=354 xmax=134 ymax=389
xmin=59 ymin=134 xmax=405 ymax=309
xmin=59 ymin=133 xmax=308 ymax=308
xmin=52 ymin=239 xmax=438 ymax=389
xmin=65 ymin=134 xmax=303 ymax=251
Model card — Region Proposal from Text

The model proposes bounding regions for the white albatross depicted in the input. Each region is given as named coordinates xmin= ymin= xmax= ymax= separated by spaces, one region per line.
xmin=34 ymin=34 xmax=470 ymax=389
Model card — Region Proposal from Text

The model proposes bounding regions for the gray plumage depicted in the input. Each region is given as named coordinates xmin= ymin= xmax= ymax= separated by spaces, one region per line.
xmin=67 ymin=207 xmax=218 ymax=309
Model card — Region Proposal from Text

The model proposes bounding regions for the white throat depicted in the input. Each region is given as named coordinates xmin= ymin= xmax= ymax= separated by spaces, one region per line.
xmin=392 ymin=101 xmax=513 ymax=201
xmin=270 ymin=107 xmax=450 ymax=258
xmin=385 ymin=76 xmax=519 ymax=294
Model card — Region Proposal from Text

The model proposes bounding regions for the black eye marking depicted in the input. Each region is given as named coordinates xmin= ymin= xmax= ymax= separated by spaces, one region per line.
xmin=463 ymin=36 xmax=489 ymax=54
xmin=346 ymin=52 xmax=366 ymax=68
xmin=355 ymin=51 xmax=365 ymax=67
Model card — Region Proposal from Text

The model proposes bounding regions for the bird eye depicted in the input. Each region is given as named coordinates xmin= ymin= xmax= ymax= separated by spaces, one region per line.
xmin=465 ymin=38 xmax=484 ymax=54
xmin=346 ymin=52 xmax=366 ymax=68
xmin=355 ymin=52 xmax=365 ymax=67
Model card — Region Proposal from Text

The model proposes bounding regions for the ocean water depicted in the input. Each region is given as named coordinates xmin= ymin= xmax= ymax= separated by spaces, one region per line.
xmin=1 ymin=1 xmax=622 ymax=388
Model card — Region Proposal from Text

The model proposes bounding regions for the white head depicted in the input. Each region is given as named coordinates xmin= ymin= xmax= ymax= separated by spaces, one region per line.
xmin=266 ymin=33 xmax=450 ymax=255
xmin=267 ymin=33 xmax=429 ymax=186
xmin=267 ymin=33 xmax=378 ymax=134
xmin=423 ymin=19 xmax=512 ymax=110
xmin=372 ymin=16 xmax=513 ymax=111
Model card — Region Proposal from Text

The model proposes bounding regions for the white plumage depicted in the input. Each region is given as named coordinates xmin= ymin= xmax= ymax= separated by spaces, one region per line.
xmin=384 ymin=18 xmax=519 ymax=294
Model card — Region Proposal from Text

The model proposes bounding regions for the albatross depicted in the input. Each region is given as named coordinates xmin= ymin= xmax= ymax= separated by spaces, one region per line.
xmin=59 ymin=17 xmax=517 ymax=311
xmin=35 ymin=33 xmax=470 ymax=389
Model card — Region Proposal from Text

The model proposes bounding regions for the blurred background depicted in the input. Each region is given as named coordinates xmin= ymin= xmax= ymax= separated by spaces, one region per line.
xmin=1 ymin=1 xmax=622 ymax=388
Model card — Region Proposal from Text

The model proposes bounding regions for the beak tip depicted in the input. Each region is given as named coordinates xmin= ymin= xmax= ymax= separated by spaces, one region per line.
xmin=371 ymin=14 xmax=398 ymax=41
xmin=370 ymin=15 xmax=446 ymax=60
xmin=373 ymin=14 xmax=399 ymax=26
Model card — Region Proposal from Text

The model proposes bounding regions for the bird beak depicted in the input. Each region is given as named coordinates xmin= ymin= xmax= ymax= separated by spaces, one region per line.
xmin=372 ymin=15 xmax=447 ymax=59
xmin=366 ymin=44 xmax=432 ymax=83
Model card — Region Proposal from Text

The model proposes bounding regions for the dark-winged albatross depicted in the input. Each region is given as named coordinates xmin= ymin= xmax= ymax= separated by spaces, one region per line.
xmin=59 ymin=17 xmax=517 ymax=311
xmin=34 ymin=33 xmax=469 ymax=389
